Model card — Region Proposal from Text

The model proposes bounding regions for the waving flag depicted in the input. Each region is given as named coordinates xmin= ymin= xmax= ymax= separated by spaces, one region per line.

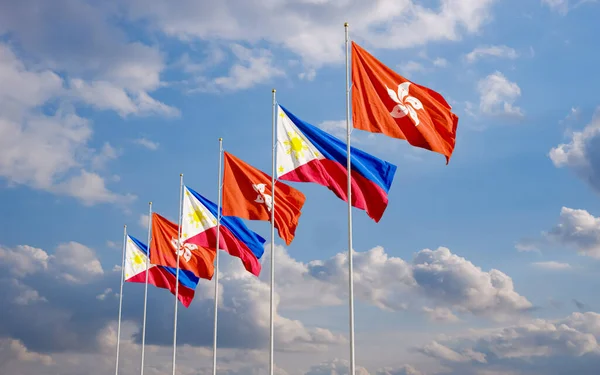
xmin=149 ymin=212 xmax=216 ymax=280
xmin=222 ymin=151 xmax=306 ymax=246
xmin=351 ymin=41 xmax=458 ymax=163
xmin=125 ymin=235 xmax=199 ymax=307
xmin=183 ymin=186 xmax=266 ymax=277
xmin=276 ymin=104 xmax=397 ymax=223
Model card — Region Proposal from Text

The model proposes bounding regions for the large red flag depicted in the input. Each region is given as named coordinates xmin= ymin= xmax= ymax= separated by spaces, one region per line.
xmin=221 ymin=151 xmax=306 ymax=246
xmin=351 ymin=41 xmax=458 ymax=163
xmin=149 ymin=212 xmax=215 ymax=280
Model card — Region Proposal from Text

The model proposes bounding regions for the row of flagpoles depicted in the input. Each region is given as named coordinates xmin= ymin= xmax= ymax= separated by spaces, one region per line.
xmin=113 ymin=23 xmax=458 ymax=375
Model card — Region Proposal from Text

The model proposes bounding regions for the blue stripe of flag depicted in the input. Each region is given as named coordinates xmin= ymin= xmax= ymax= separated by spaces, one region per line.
xmin=185 ymin=186 xmax=266 ymax=260
xmin=128 ymin=235 xmax=199 ymax=289
xmin=280 ymin=105 xmax=397 ymax=194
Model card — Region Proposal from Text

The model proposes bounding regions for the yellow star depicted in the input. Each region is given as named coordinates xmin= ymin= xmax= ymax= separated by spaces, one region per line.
xmin=279 ymin=111 xmax=285 ymax=117
xmin=278 ymin=165 xmax=285 ymax=173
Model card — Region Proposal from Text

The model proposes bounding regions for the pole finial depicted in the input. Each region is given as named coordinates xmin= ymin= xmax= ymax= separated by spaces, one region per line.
xmin=219 ymin=137 xmax=223 ymax=141
xmin=180 ymin=173 xmax=183 ymax=177
xmin=124 ymin=224 xmax=127 ymax=228
xmin=149 ymin=201 xmax=152 ymax=205
xmin=344 ymin=22 xmax=349 ymax=27
xmin=272 ymin=88 xmax=276 ymax=93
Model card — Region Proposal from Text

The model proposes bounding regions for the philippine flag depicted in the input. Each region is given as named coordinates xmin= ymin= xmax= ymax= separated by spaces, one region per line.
xmin=182 ymin=185 xmax=266 ymax=277
xmin=124 ymin=235 xmax=199 ymax=308
xmin=276 ymin=104 xmax=397 ymax=222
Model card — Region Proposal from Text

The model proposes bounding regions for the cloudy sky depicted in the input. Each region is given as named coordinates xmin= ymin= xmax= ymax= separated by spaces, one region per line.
xmin=1 ymin=0 xmax=600 ymax=374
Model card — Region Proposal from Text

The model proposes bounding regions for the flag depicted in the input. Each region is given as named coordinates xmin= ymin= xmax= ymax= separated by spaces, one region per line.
xmin=222 ymin=151 xmax=306 ymax=246
xmin=276 ymin=104 xmax=397 ymax=223
xmin=351 ymin=41 xmax=459 ymax=163
xmin=149 ymin=212 xmax=216 ymax=280
xmin=125 ymin=235 xmax=199 ymax=308
xmin=183 ymin=185 xmax=266 ymax=277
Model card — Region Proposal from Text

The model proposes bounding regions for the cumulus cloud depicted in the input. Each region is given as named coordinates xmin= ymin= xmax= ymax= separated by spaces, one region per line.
xmin=0 ymin=241 xmax=344 ymax=359
xmin=476 ymin=72 xmax=524 ymax=117
xmin=545 ymin=207 xmax=600 ymax=258
xmin=122 ymin=0 xmax=496 ymax=68
xmin=0 ymin=42 xmax=134 ymax=205
xmin=419 ymin=311 xmax=600 ymax=375
xmin=264 ymin=245 xmax=531 ymax=321
xmin=549 ymin=108 xmax=600 ymax=193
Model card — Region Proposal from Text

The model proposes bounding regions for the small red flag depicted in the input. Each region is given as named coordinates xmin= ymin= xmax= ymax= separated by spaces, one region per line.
xmin=221 ymin=151 xmax=306 ymax=246
xmin=149 ymin=212 xmax=215 ymax=280
xmin=351 ymin=41 xmax=458 ymax=163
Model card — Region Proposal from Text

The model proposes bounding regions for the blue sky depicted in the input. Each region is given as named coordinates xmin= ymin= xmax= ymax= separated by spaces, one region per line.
xmin=2 ymin=1 xmax=600 ymax=374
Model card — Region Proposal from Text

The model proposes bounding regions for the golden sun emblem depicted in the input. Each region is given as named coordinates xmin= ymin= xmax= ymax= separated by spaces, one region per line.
xmin=188 ymin=208 xmax=216 ymax=228
xmin=132 ymin=253 xmax=144 ymax=265
xmin=284 ymin=132 xmax=309 ymax=159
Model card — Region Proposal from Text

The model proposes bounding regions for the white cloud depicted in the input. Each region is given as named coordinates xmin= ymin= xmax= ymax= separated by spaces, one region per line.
xmin=209 ymin=44 xmax=285 ymax=92
xmin=0 ymin=42 xmax=134 ymax=206
xmin=376 ymin=365 xmax=424 ymax=375
xmin=465 ymin=45 xmax=518 ymax=63
xmin=123 ymin=0 xmax=496 ymax=68
xmin=133 ymin=137 xmax=159 ymax=150
xmin=422 ymin=306 xmax=460 ymax=323
xmin=476 ymin=72 xmax=524 ymax=117
xmin=549 ymin=108 xmax=600 ymax=192
xmin=69 ymin=79 xmax=179 ymax=118
xmin=91 ymin=143 xmax=119 ymax=170
xmin=305 ymin=359 xmax=370 ymax=375
xmin=546 ymin=207 xmax=600 ymax=258
xmin=0 ymin=245 xmax=49 ymax=277
xmin=432 ymin=57 xmax=448 ymax=67
xmin=264 ymin=245 xmax=531 ymax=321
xmin=50 ymin=242 xmax=104 ymax=283
xmin=419 ymin=311 xmax=600 ymax=374
xmin=532 ymin=261 xmax=572 ymax=270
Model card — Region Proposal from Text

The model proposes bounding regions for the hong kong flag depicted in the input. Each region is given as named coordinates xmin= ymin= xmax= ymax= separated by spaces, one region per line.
xmin=351 ymin=41 xmax=459 ymax=163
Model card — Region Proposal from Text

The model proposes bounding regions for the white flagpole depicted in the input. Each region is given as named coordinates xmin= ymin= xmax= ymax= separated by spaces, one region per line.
xmin=344 ymin=22 xmax=356 ymax=375
xmin=269 ymin=88 xmax=277 ymax=375
xmin=140 ymin=202 xmax=152 ymax=375
xmin=115 ymin=224 xmax=127 ymax=375
xmin=172 ymin=173 xmax=184 ymax=375
xmin=212 ymin=138 xmax=224 ymax=375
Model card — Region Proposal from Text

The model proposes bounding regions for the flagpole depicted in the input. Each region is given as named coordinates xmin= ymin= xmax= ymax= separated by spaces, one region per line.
xmin=344 ymin=22 xmax=356 ymax=375
xmin=172 ymin=173 xmax=184 ymax=375
xmin=212 ymin=138 xmax=223 ymax=375
xmin=115 ymin=224 xmax=127 ymax=375
xmin=140 ymin=202 xmax=152 ymax=375
xmin=269 ymin=88 xmax=277 ymax=375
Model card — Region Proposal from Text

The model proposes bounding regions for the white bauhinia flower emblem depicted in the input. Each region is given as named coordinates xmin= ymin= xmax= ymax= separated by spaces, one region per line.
xmin=170 ymin=238 xmax=197 ymax=262
xmin=253 ymin=183 xmax=273 ymax=211
xmin=386 ymin=82 xmax=424 ymax=126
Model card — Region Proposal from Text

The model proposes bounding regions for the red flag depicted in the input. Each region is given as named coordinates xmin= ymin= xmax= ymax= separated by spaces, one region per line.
xmin=351 ymin=41 xmax=459 ymax=163
xmin=221 ymin=151 xmax=306 ymax=246
xmin=149 ymin=212 xmax=215 ymax=280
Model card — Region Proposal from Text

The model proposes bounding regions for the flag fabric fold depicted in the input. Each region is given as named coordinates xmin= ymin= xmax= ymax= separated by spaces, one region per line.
xmin=351 ymin=41 xmax=458 ymax=163
xmin=125 ymin=235 xmax=199 ymax=308
xmin=149 ymin=212 xmax=216 ymax=280
xmin=222 ymin=151 xmax=306 ymax=246
xmin=276 ymin=104 xmax=397 ymax=223
xmin=183 ymin=185 xmax=266 ymax=277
